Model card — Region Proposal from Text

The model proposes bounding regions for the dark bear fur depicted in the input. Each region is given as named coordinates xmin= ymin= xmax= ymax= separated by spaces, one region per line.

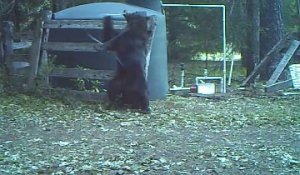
xmin=102 ymin=12 xmax=151 ymax=113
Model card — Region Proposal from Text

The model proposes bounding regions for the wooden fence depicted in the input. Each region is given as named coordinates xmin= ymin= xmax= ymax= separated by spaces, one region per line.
xmin=27 ymin=11 xmax=156 ymax=101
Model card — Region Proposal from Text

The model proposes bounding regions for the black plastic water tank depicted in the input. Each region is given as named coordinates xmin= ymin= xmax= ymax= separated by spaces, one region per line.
xmin=126 ymin=0 xmax=162 ymax=13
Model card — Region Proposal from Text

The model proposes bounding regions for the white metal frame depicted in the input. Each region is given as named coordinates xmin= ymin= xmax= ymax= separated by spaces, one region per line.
xmin=163 ymin=3 xmax=227 ymax=93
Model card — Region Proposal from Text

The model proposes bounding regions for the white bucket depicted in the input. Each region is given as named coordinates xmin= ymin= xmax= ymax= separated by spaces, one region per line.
xmin=197 ymin=83 xmax=215 ymax=94
xmin=289 ymin=64 xmax=300 ymax=89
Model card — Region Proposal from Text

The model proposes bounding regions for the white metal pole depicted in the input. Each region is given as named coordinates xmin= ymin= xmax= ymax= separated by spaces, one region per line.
xmin=222 ymin=5 xmax=226 ymax=93
xmin=163 ymin=4 xmax=226 ymax=8
xmin=228 ymin=57 xmax=234 ymax=86
xmin=163 ymin=4 xmax=227 ymax=93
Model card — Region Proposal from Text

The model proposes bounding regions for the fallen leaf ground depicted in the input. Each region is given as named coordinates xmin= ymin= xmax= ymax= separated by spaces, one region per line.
xmin=0 ymin=90 xmax=299 ymax=174
xmin=0 ymin=60 xmax=299 ymax=174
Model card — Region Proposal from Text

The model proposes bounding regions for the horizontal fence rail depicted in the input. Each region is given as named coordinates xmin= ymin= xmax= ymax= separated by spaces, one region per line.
xmin=43 ymin=19 xmax=127 ymax=29
xmin=50 ymin=68 xmax=114 ymax=80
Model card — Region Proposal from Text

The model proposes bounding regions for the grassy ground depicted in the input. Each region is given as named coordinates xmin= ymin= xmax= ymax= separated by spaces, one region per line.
xmin=0 ymin=61 xmax=299 ymax=174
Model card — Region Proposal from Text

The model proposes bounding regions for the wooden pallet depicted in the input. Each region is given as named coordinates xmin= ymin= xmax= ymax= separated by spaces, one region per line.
xmin=265 ymin=40 xmax=300 ymax=92
xmin=241 ymin=34 xmax=294 ymax=86
xmin=241 ymin=34 xmax=300 ymax=93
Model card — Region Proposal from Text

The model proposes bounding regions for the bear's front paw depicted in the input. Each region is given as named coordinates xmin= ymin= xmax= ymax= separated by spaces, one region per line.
xmin=94 ymin=44 xmax=106 ymax=51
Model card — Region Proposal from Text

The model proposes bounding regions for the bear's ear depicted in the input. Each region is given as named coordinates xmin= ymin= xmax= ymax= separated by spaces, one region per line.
xmin=123 ymin=11 xmax=133 ymax=21
xmin=123 ymin=10 xmax=128 ymax=18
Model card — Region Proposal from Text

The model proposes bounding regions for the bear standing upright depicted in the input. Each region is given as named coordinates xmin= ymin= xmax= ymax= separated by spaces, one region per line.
xmin=102 ymin=12 xmax=151 ymax=113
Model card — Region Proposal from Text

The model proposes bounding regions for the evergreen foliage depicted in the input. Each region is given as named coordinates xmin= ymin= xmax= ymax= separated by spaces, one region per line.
xmin=0 ymin=0 xmax=298 ymax=62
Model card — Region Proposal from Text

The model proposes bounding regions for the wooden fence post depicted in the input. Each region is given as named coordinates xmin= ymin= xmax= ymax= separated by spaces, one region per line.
xmin=28 ymin=10 xmax=52 ymax=89
xmin=28 ymin=20 xmax=43 ymax=88
xmin=40 ymin=10 xmax=52 ymax=86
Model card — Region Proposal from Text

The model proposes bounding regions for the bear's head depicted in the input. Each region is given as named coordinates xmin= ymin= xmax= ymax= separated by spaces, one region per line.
xmin=124 ymin=12 xmax=149 ymax=36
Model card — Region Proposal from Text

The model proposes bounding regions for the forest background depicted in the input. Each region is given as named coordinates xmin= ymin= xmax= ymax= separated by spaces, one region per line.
xmin=1 ymin=0 xmax=299 ymax=80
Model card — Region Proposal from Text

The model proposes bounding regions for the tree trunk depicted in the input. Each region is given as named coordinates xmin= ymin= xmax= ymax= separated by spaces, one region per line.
xmin=0 ymin=21 xmax=14 ymax=69
xmin=252 ymin=0 xmax=260 ymax=68
xmin=298 ymin=0 xmax=300 ymax=17
xmin=52 ymin=0 xmax=67 ymax=12
xmin=260 ymin=0 xmax=284 ymax=80
xmin=13 ymin=0 xmax=21 ymax=31
xmin=241 ymin=0 xmax=260 ymax=79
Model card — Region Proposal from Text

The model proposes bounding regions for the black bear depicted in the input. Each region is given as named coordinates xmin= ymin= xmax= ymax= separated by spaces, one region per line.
xmin=101 ymin=12 xmax=151 ymax=113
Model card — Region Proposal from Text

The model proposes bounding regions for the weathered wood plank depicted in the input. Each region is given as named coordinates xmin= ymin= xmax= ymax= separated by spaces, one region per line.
xmin=145 ymin=16 xmax=157 ymax=79
xmin=43 ymin=20 xmax=126 ymax=29
xmin=241 ymin=35 xmax=293 ymax=86
xmin=45 ymin=88 xmax=106 ymax=102
xmin=14 ymin=31 xmax=33 ymax=41
xmin=50 ymin=68 xmax=114 ymax=80
xmin=43 ymin=42 xmax=99 ymax=52
xmin=13 ymin=41 xmax=32 ymax=50
xmin=296 ymin=49 xmax=300 ymax=56
xmin=265 ymin=79 xmax=293 ymax=93
xmin=266 ymin=40 xmax=300 ymax=86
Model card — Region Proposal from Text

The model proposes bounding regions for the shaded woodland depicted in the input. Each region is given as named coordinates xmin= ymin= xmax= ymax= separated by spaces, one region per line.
xmin=1 ymin=0 xmax=299 ymax=85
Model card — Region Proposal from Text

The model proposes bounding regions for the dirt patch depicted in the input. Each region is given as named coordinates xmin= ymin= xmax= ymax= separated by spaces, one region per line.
xmin=0 ymin=92 xmax=299 ymax=174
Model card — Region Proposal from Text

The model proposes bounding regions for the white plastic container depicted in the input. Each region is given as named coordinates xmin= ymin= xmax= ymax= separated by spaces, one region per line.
xmin=289 ymin=64 xmax=300 ymax=89
xmin=197 ymin=83 xmax=216 ymax=94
